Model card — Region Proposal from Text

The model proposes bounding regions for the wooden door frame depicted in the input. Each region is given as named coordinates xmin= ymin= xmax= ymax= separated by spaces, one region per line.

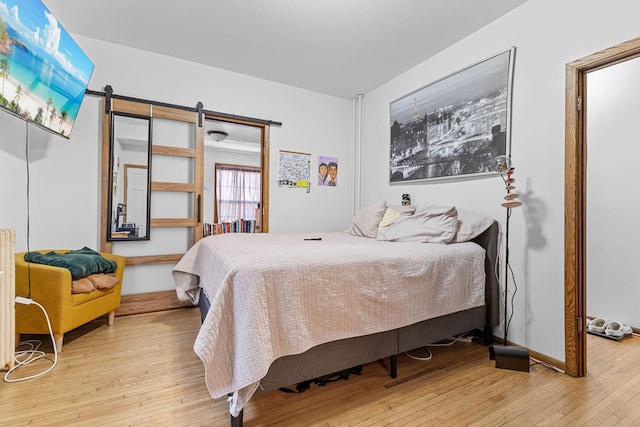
xmin=565 ymin=36 xmax=640 ymax=377
xmin=204 ymin=114 xmax=270 ymax=233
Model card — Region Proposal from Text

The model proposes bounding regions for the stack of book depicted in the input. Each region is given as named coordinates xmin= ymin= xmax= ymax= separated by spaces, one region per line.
xmin=204 ymin=219 xmax=257 ymax=236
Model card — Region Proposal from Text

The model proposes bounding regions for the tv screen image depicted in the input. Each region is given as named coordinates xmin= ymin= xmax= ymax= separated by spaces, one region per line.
xmin=0 ymin=0 xmax=94 ymax=138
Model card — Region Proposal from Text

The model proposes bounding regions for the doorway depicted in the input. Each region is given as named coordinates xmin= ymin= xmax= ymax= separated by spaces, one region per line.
xmin=585 ymin=58 xmax=640 ymax=341
xmin=123 ymin=164 xmax=148 ymax=238
xmin=203 ymin=116 xmax=269 ymax=233
xmin=564 ymin=36 xmax=640 ymax=377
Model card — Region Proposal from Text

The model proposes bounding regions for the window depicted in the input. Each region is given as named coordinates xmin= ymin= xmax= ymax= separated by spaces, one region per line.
xmin=214 ymin=164 xmax=260 ymax=223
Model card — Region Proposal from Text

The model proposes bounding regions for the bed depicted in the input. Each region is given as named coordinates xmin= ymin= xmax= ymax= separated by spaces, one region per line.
xmin=173 ymin=204 xmax=499 ymax=425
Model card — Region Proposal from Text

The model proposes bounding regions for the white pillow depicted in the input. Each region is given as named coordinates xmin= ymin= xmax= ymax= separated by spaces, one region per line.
xmin=377 ymin=205 xmax=458 ymax=243
xmin=388 ymin=205 xmax=416 ymax=216
xmin=348 ymin=201 xmax=387 ymax=238
xmin=450 ymin=209 xmax=496 ymax=242
xmin=378 ymin=205 xmax=415 ymax=229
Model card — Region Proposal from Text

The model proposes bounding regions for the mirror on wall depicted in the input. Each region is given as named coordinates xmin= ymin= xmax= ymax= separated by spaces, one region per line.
xmin=203 ymin=119 xmax=262 ymax=233
xmin=107 ymin=113 xmax=152 ymax=241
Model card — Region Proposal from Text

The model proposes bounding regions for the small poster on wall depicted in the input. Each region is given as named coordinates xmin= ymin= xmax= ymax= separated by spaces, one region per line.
xmin=277 ymin=150 xmax=311 ymax=192
xmin=318 ymin=156 xmax=338 ymax=187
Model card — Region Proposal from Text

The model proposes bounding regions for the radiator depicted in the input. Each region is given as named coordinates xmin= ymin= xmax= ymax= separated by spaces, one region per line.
xmin=0 ymin=229 xmax=15 ymax=370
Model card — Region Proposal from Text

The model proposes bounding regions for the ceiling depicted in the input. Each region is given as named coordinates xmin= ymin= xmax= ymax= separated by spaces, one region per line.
xmin=204 ymin=119 xmax=262 ymax=150
xmin=43 ymin=0 xmax=526 ymax=100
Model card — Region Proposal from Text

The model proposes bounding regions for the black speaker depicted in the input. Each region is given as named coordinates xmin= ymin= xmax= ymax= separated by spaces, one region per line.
xmin=489 ymin=345 xmax=530 ymax=372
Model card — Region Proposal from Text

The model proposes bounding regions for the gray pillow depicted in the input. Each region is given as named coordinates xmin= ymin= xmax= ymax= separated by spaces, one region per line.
xmin=450 ymin=209 xmax=495 ymax=242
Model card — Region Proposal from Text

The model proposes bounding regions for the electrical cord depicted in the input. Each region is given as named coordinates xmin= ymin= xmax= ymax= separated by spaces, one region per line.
xmin=5 ymin=122 xmax=57 ymax=382
xmin=4 ymin=298 xmax=58 ymax=382
xmin=529 ymin=357 xmax=564 ymax=374
xmin=3 ymin=122 xmax=58 ymax=383
xmin=495 ymin=212 xmax=519 ymax=343
xmin=25 ymin=120 xmax=32 ymax=297
xmin=25 ymin=119 xmax=29 ymax=253
xmin=404 ymin=333 xmax=473 ymax=361
xmin=405 ymin=347 xmax=433 ymax=361
xmin=505 ymin=208 xmax=518 ymax=341
xmin=494 ymin=230 xmax=505 ymax=333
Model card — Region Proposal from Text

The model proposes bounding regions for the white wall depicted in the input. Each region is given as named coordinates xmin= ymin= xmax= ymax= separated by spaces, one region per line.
xmin=360 ymin=0 xmax=640 ymax=361
xmin=587 ymin=57 xmax=640 ymax=328
xmin=0 ymin=35 xmax=354 ymax=295
xmin=0 ymin=98 xmax=103 ymax=251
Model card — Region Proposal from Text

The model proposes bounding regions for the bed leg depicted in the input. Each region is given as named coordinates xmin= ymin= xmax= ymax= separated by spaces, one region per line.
xmin=230 ymin=409 xmax=243 ymax=427
xmin=484 ymin=326 xmax=494 ymax=346
xmin=390 ymin=355 xmax=397 ymax=378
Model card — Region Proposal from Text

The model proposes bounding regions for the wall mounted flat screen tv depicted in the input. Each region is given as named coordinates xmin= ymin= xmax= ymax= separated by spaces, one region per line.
xmin=0 ymin=0 xmax=94 ymax=138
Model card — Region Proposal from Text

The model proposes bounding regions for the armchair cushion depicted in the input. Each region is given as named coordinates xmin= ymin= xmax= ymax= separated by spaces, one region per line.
xmin=72 ymin=277 xmax=95 ymax=294
xmin=88 ymin=273 xmax=120 ymax=290
xmin=71 ymin=273 xmax=120 ymax=294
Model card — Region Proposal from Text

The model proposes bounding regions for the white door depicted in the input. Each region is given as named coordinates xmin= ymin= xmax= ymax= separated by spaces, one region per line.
xmin=125 ymin=165 xmax=148 ymax=238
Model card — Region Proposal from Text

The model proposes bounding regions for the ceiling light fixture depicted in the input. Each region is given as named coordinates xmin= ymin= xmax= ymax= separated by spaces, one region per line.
xmin=207 ymin=130 xmax=229 ymax=142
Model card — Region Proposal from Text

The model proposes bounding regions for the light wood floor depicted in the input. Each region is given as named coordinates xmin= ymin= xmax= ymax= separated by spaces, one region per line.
xmin=2 ymin=308 xmax=640 ymax=426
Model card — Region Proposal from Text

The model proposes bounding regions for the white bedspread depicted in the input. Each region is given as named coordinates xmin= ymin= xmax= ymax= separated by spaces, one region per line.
xmin=172 ymin=232 xmax=486 ymax=415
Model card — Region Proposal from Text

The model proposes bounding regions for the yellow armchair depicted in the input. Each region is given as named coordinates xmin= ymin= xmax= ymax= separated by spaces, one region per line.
xmin=15 ymin=250 xmax=126 ymax=352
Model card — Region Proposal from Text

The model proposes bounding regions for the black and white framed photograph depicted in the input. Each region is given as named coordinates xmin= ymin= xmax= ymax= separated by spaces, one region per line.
xmin=389 ymin=47 xmax=515 ymax=183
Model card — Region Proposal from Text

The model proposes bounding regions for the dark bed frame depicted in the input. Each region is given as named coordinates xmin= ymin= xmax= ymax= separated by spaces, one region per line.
xmin=198 ymin=221 xmax=500 ymax=426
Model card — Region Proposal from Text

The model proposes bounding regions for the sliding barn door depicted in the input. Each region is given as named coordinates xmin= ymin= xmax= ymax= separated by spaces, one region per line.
xmin=101 ymin=97 xmax=204 ymax=294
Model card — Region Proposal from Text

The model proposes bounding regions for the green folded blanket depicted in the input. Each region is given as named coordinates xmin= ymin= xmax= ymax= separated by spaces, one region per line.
xmin=24 ymin=247 xmax=117 ymax=281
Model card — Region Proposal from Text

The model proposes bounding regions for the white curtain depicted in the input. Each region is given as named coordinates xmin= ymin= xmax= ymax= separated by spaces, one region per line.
xmin=216 ymin=164 xmax=260 ymax=223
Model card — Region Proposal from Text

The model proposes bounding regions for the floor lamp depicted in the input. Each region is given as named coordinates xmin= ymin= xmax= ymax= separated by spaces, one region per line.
xmin=489 ymin=155 xmax=529 ymax=372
